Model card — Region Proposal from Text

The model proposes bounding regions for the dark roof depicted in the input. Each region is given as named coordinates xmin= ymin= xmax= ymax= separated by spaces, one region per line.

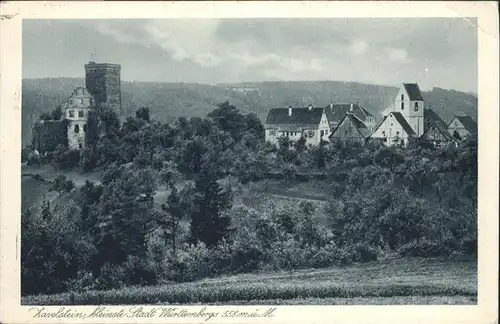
xmin=324 ymin=103 xmax=373 ymax=123
xmin=329 ymin=113 xmax=371 ymax=138
xmin=403 ymin=83 xmax=424 ymax=101
xmin=391 ymin=112 xmax=416 ymax=136
xmin=453 ymin=115 xmax=478 ymax=134
xmin=424 ymin=109 xmax=448 ymax=131
xmin=422 ymin=122 xmax=455 ymax=141
xmin=265 ymin=107 xmax=324 ymax=126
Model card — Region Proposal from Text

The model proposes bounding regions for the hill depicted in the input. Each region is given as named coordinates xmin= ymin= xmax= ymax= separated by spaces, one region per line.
xmin=22 ymin=79 xmax=478 ymax=145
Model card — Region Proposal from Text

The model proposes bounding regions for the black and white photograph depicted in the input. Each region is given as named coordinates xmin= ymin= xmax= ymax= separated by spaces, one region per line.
xmin=0 ymin=2 xmax=498 ymax=322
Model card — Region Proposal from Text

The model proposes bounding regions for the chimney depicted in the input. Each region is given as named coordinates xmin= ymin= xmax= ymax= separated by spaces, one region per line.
xmin=329 ymin=103 xmax=333 ymax=109
xmin=350 ymin=103 xmax=354 ymax=112
xmin=308 ymin=104 xmax=313 ymax=110
xmin=288 ymin=106 xmax=292 ymax=116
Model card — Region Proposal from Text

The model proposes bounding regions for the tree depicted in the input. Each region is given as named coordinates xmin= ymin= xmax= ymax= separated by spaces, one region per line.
xmin=189 ymin=171 xmax=232 ymax=247
xmin=51 ymin=105 xmax=63 ymax=120
xmin=95 ymin=165 xmax=157 ymax=270
xmin=51 ymin=175 xmax=75 ymax=194
xmin=208 ymin=101 xmax=246 ymax=141
xmin=135 ymin=107 xmax=150 ymax=122
xmin=160 ymin=185 xmax=192 ymax=256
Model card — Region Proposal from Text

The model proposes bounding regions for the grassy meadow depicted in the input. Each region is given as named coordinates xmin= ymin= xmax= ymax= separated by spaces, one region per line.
xmin=22 ymin=257 xmax=476 ymax=305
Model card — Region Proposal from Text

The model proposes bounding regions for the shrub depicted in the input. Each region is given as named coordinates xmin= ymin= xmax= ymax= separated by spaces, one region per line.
xmin=397 ymin=239 xmax=452 ymax=257
xmin=94 ymin=263 xmax=127 ymax=290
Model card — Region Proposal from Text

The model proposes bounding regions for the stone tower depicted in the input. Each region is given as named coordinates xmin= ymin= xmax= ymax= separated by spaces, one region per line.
xmin=84 ymin=61 xmax=122 ymax=113
xmin=63 ymin=87 xmax=95 ymax=150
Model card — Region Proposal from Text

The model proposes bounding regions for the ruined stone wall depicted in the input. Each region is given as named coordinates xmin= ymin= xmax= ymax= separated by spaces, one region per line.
xmin=32 ymin=120 xmax=69 ymax=153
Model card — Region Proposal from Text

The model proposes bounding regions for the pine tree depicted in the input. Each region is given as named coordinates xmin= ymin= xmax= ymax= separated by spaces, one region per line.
xmin=189 ymin=171 xmax=232 ymax=247
xmin=160 ymin=185 xmax=185 ymax=255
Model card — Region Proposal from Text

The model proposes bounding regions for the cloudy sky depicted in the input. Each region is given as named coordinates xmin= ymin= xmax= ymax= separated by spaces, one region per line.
xmin=23 ymin=18 xmax=477 ymax=93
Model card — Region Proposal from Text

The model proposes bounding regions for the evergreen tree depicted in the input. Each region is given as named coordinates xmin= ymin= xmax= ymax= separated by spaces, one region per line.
xmin=189 ymin=171 xmax=232 ymax=247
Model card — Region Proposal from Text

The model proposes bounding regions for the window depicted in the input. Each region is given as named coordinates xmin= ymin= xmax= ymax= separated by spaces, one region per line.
xmin=78 ymin=143 xmax=83 ymax=149
xmin=396 ymin=131 xmax=400 ymax=136
xmin=414 ymin=102 xmax=419 ymax=111
xmin=382 ymin=131 xmax=386 ymax=136
xmin=320 ymin=130 xmax=324 ymax=137
xmin=401 ymin=94 xmax=404 ymax=101
xmin=303 ymin=132 xmax=308 ymax=138
xmin=383 ymin=138 xmax=387 ymax=142
xmin=68 ymin=110 xmax=74 ymax=118
xmin=401 ymin=102 xmax=404 ymax=110
xmin=269 ymin=130 xmax=276 ymax=136
xmin=78 ymin=110 xmax=84 ymax=117
xmin=80 ymin=98 xmax=84 ymax=104
xmin=344 ymin=130 xmax=348 ymax=135
xmin=308 ymin=130 xmax=315 ymax=137
xmin=74 ymin=124 xmax=79 ymax=133
xmin=83 ymin=124 xmax=87 ymax=133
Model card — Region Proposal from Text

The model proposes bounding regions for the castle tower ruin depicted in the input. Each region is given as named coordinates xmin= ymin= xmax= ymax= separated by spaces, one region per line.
xmin=63 ymin=87 xmax=95 ymax=150
xmin=84 ymin=61 xmax=122 ymax=113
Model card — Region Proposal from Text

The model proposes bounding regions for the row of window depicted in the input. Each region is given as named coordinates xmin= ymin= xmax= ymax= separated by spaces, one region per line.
xmin=381 ymin=130 xmax=400 ymax=136
xmin=70 ymin=98 xmax=92 ymax=105
xmin=269 ymin=130 xmax=324 ymax=138
xmin=72 ymin=124 xmax=87 ymax=134
xmin=68 ymin=110 xmax=86 ymax=118
xmin=400 ymin=101 xmax=419 ymax=111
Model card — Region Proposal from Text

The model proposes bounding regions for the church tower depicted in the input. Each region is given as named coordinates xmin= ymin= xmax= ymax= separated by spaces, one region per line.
xmin=395 ymin=83 xmax=425 ymax=136
xmin=84 ymin=62 xmax=122 ymax=113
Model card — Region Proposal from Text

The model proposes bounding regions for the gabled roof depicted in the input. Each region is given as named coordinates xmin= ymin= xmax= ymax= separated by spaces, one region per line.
xmin=403 ymin=83 xmax=424 ymax=101
xmin=265 ymin=107 xmax=324 ymax=126
xmin=424 ymin=108 xmax=448 ymax=131
xmin=329 ymin=113 xmax=371 ymax=138
xmin=451 ymin=115 xmax=478 ymax=134
xmin=324 ymin=103 xmax=373 ymax=124
xmin=421 ymin=121 xmax=455 ymax=141
xmin=373 ymin=112 xmax=416 ymax=136
xmin=391 ymin=112 xmax=416 ymax=136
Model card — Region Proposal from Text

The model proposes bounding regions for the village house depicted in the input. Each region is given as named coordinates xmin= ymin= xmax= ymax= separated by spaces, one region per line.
xmin=448 ymin=115 xmax=478 ymax=140
xmin=265 ymin=105 xmax=330 ymax=147
xmin=328 ymin=112 xmax=371 ymax=146
xmin=370 ymin=111 xmax=416 ymax=147
xmin=324 ymin=103 xmax=377 ymax=133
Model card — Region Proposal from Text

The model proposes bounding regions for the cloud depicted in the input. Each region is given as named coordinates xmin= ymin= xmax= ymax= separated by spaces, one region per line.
xmin=23 ymin=18 xmax=478 ymax=93
xmin=387 ymin=48 xmax=408 ymax=63
xmin=349 ymin=40 xmax=369 ymax=55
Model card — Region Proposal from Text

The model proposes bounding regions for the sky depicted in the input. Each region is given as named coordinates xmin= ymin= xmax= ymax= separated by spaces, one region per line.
xmin=23 ymin=18 xmax=478 ymax=93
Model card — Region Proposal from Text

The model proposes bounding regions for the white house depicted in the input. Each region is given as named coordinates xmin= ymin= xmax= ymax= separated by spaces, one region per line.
xmin=265 ymin=105 xmax=330 ymax=147
xmin=370 ymin=111 xmax=416 ymax=147
xmin=448 ymin=115 xmax=478 ymax=140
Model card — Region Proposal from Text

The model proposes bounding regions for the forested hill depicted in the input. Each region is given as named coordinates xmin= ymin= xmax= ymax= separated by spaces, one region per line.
xmin=22 ymin=78 xmax=478 ymax=145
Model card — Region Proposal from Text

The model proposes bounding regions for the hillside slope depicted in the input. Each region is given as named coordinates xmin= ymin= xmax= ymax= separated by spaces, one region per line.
xmin=22 ymin=79 xmax=478 ymax=145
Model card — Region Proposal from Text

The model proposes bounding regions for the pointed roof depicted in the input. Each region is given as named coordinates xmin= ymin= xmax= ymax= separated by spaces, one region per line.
xmin=265 ymin=107 xmax=324 ymax=126
xmin=392 ymin=112 xmax=416 ymax=136
xmin=424 ymin=108 xmax=448 ymax=131
xmin=403 ymin=83 xmax=424 ymax=101
xmin=329 ymin=113 xmax=371 ymax=138
xmin=451 ymin=115 xmax=478 ymax=134
xmin=324 ymin=103 xmax=373 ymax=124
xmin=373 ymin=112 xmax=416 ymax=136
xmin=421 ymin=121 xmax=456 ymax=141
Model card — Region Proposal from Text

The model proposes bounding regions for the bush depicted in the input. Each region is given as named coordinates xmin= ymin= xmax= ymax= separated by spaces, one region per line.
xmin=397 ymin=239 xmax=452 ymax=257
xmin=94 ymin=263 xmax=127 ymax=290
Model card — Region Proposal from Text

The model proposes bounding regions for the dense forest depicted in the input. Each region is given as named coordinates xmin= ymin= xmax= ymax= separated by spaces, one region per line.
xmin=21 ymin=102 xmax=477 ymax=297
xmin=22 ymin=78 xmax=478 ymax=145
